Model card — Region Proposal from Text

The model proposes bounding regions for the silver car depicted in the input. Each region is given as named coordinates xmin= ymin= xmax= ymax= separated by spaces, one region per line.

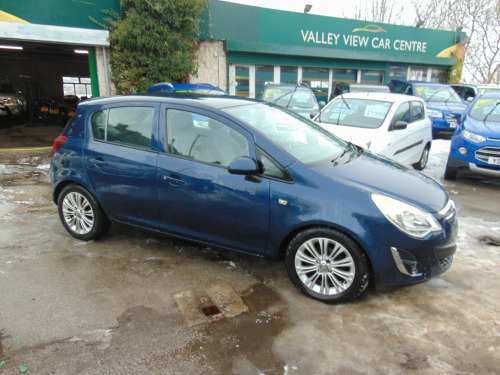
xmin=0 ymin=83 xmax=25 ymax=122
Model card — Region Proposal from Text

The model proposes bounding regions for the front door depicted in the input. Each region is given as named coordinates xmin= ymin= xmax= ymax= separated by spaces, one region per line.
xmin=156 ymin=105 xmax=270 ymax=255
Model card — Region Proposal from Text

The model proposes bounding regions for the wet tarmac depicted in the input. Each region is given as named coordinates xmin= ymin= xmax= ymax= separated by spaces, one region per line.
xmin=0 ymin=128 xmax=499 ymax=374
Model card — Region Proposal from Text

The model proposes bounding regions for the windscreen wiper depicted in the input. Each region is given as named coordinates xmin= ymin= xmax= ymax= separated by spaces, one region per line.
xmin=482 ymin=102 xmax=500 ymax=122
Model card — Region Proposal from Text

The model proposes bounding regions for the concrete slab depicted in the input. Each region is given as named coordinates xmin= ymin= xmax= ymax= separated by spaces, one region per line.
xmin=173 ymin=282 xmax=248 ymax=327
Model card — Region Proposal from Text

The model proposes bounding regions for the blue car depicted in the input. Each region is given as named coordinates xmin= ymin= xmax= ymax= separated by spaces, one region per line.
xmin=445 ymin=92 xmax=500 ymax=180
xmin=50 ymin=94 xmax=457 ymax=303
xmin=389 ymin=80 xmax=467 ymax=138
xmin=148 ymin=82 xmax=227 ymax=95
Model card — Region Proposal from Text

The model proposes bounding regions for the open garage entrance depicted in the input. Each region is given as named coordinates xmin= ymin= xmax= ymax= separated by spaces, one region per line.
xmin=0 ymin=41 xmax=90 ymax=126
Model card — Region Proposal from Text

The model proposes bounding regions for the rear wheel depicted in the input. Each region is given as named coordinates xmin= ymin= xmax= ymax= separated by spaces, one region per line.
xmin=413 ymin=144 xmax=430 ymax=170
xmin=57 ymin=185 xmax=111 ymax=241
xmin=285 ymin=228 xmax=370 ymax=303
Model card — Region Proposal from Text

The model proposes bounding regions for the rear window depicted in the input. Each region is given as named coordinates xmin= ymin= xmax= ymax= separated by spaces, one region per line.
xmin=91 ymin=106 xmax=155 ymax=149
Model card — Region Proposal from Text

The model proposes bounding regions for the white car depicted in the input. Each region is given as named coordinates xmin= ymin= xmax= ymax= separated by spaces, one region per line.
xmin=314 ymin=92 xmax=432 ymax=170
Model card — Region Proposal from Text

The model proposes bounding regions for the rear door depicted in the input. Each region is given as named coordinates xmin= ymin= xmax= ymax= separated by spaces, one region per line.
xmin=156 ymin=104 xmax=271 ymax=255
xmin=84 ymin=102 xmax=160 ymax=229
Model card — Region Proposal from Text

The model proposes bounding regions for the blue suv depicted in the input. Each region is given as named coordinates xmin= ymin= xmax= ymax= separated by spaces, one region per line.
xmin=50 ymin=94 xmax=457 ymax=303
xmin=389 ymin=80 xmax=467 ymax=138
xmin=445 ymin=92 xmax=500 ymax=180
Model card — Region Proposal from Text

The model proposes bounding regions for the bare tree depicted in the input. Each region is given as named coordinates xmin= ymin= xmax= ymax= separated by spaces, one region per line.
xmin=411 ymin=0 xmax=500 ymax=84
xmin=346 ymin=0 xmax=409 ymax=25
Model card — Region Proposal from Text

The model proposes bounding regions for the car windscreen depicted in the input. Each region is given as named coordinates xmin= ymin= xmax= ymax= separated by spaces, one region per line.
xmin=414 ymin=85 xmax=463 ymax=103
xmin=469 ymin=98 xmax=500 ymax=122
xmin=223 ymin=103 xmax=347 ymax=166
xmin=317 ymin=98 xmax=392 ymax=129
xmin=263 ymin=88 xmax=317 ymax=109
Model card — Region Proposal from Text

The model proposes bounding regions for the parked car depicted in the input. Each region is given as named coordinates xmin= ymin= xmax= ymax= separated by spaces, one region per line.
xmin=445 ymin=91 xmax=500 ymax=180
xmin=329 ymin=82 xmax=390 ymax=101
xmin=50 ymin=94 xmax=457 ymax=304
xmin=450 ymin=83 xmax=500 ymax=101
xmin=149 ymin=82 xmax=227 ymax=95
xmin=261 ymin=83 xmax=324 ymax=118
xmin=389 ymin=80 xmax=467 ymax=138
xmin=314 ymin=92 xmax=432 ymax=170
xmin=0 ymin=83 xmax=26 ymax=123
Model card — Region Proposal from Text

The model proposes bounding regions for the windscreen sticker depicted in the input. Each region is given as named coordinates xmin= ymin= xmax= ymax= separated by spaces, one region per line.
xmin=364 ymin=105 xmax=388 ymax=119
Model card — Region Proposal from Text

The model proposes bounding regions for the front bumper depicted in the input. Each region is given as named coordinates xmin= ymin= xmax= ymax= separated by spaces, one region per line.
xmin=370 ymin=200 xmax=458 ymax=290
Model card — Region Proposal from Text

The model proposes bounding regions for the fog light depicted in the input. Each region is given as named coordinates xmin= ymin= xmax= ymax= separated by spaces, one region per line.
xmin=390 ymin=247 xmax=422 ymax=277
xmin=458 ymin=147 xmax=468 ymax=155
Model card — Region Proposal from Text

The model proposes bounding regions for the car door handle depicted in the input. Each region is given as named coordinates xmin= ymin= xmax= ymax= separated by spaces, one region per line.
xmin=90 ymin=157 xmax=107 ymax=167
xmin=163 ymin=174 xmax=187 ymax=186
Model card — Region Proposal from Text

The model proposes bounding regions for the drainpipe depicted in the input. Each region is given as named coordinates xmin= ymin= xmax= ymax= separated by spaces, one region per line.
xmin=88 ymin=47 xmax=100 ymax=98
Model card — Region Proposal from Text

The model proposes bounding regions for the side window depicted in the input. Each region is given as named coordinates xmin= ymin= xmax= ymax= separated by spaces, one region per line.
xmin=166 ymin=109 xmax=249 ymax=167
xmin=393 ymin=102 xmax=410 ymax=125
xmin=256 ymin=147 xmax=291 ymax=181
xmin=91 ymin=107 xmax=154 ymax=149
xmin=411 ymin=101 xmax=425 ymax=122
xmin=404 ymin=85 xmax=413 ymax=95
xmin=464 ymin=87 xmax=475 ymax=100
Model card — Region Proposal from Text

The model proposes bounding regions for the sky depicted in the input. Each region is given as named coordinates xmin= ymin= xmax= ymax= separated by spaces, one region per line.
xmin=217 ymin=0 xmax=419 ymax=25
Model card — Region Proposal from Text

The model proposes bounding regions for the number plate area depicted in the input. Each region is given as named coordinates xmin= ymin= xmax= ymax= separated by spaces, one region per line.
xmin=488 ymin=157 xmax=500 ymax=166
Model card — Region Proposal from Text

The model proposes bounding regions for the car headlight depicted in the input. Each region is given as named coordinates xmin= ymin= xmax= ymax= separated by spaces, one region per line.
xmin=462 ymin=130 xmax=486 ymax=143
xmin=427 ymin=109 xmax=443 ymax=118
xmin=371 ymin=194 xmax=442 ymax=239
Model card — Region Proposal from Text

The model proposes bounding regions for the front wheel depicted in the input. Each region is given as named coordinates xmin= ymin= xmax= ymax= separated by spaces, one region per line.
xmin=285 ymin=228 xmax=370 ymax=304
xmin=444 ymin=162 xmax=457 ymax=180
xmin=57 ymin=185 xmax=111 ymax=241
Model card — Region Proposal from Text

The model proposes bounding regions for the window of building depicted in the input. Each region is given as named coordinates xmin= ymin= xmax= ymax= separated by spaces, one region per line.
xmin=430 ymin=69 xmax=448 ymax=83
xmin=63 ymin=76 xmax=92 ymax=98
xmin=255 ymin=65 xmax=274 ymax=98
xmin=281 ymin=66 xmax=299 ymax=84
xmin=390 ymin=66 xmax=407 ymax=80
xmin=408 ymin=67 xmax=427 ymax=81
xmin=360 ymin=70 xmax=384 ymax=84
xmin=302 ymin=67 xmax=329 ymax=103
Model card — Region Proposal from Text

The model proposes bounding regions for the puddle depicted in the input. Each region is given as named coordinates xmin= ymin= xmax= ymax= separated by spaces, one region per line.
xmin=176 ymin=283 xmax=290 ymax=374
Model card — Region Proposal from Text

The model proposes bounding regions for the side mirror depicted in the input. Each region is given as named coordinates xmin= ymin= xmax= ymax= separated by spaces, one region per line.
xmin=466 ymin=96 xmax=474 ymax=102
xmin=228 ymin=156 xmax=259 ymax=175
xmin=392 ymin=120 xmax=408 ymax=130
xmin=310 ymin=111 xmax=319 ymax=119
xmin=318 ymin=101 xmax=326 ymax=109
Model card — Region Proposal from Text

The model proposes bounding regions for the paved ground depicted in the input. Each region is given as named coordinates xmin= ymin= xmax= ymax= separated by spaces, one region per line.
xmin=0 ymin=125 xmax=499 ymax=374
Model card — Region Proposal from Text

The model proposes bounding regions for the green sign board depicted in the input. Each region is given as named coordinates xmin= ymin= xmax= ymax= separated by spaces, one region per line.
xmin=202 ymin=2 xmax=459 ymax=66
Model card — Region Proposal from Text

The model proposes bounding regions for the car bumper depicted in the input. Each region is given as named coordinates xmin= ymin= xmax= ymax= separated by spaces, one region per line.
xmin=430 ymin=116 xmax=459 ymax=137
xmin=369 ymin=202 xmax=458 ymax=290
xmin=448 ymin=154 xmax=500 ymax=178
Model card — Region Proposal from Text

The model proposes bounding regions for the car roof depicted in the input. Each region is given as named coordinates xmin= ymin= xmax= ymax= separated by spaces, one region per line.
xmin=78 ymin=93 xmax=262 ymax=110
xmin=263 ymin=83 xmax=312 ymax=90
xmin=331 ymin=92 xmax=423 ymax=103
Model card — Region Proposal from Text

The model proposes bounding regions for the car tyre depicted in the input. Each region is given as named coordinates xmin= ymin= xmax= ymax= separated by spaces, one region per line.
xmin=413 ymin=144 xmax=430 ymax=170
xmin=58 ymin=185 xmax=111 ymax=241
xmin=285 ymin=228 xmax=370 ymax=304
xmin=444 ymin=162 xmax=457 ymax=180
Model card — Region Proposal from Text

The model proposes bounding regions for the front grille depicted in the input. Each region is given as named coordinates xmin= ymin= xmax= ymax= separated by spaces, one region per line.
xmin=487 ymin=137 xmax=500 ymax=142
xmin=475 ymin=147 xmax=500 ymax=163
xmin=439 ymin=256 xmax=453 ymax=271
xmin=439 ymin=199 xmax=456 ymax=222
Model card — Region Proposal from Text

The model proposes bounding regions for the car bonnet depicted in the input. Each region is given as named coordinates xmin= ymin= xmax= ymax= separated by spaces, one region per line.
xmin=312 ymin=151 xmax=448 ymax=213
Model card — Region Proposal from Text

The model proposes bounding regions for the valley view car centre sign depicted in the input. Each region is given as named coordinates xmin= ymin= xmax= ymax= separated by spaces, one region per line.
xmin=204 ymin=2 xmax=460 ymax=67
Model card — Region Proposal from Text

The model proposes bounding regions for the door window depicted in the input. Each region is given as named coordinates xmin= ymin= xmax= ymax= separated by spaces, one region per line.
xmin=166 ymin=109 xmax=249 ymax=167
xmin=91 ymin=107 xmax=155 ymax=149
xmin=411 ymin=101 xmax=425 ymax=121
xmin=393 ymin=102 xmax=411 ymax=124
